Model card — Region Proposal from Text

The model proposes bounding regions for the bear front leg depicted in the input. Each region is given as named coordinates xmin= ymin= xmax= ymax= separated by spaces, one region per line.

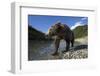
xmin=52 ymin=38 xmax=60 ymax=56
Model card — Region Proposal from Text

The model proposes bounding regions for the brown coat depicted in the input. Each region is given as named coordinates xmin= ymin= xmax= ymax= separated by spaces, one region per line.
xmin=47 ymin=22 xmax=74 ymax=55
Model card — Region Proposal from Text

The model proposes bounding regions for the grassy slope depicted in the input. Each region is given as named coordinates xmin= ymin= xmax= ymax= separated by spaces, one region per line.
xmin=73 ymin=25 xmax=88 ymax=39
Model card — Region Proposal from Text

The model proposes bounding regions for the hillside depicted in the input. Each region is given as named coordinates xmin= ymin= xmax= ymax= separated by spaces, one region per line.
xmin=28 ymin=25 xmax=46 ymax=40
xmin=73 ymin=25 xmax=88 ymax=39
xmin=28 ymin=25 xmax=88 ymax=40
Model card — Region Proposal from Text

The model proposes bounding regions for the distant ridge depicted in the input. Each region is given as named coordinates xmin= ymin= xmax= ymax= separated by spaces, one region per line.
xmin=28 ymin=25 xmax=46 ymax=40
xmin=73 ymin=25 xmax=88 ymax=39
xmin=28 ymin=24 xmax=88 ymax=40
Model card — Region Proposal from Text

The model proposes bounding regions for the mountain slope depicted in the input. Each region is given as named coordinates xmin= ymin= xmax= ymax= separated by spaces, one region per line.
xmin=73 ymin=25 xmax=88 ymax=39
xmin=28 ymin=25 xmax=46 ymax=40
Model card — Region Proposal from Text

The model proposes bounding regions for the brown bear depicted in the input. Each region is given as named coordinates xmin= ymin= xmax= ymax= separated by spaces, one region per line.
xmin=47 ymin=22 xmax=74 ymax=55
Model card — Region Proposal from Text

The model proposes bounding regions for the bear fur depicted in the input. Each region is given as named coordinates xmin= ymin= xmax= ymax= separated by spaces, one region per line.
xmin=47 ymin=22 xmax=74 ymax=55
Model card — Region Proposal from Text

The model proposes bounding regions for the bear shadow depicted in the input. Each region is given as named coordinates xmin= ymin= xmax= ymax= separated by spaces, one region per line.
xmin=70 ymin=44 xmax=88 ymax=51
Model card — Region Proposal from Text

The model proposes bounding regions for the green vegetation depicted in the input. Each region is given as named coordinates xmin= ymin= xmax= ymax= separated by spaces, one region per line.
xmin=73 ymin=25 xmax=88 ymax=39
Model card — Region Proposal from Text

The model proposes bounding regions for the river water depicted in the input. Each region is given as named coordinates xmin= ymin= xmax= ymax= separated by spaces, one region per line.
xmin=28 ymin=37 xmax=88 ymax=60
xmin=28 ymin=40 xmax=67 ymax=60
